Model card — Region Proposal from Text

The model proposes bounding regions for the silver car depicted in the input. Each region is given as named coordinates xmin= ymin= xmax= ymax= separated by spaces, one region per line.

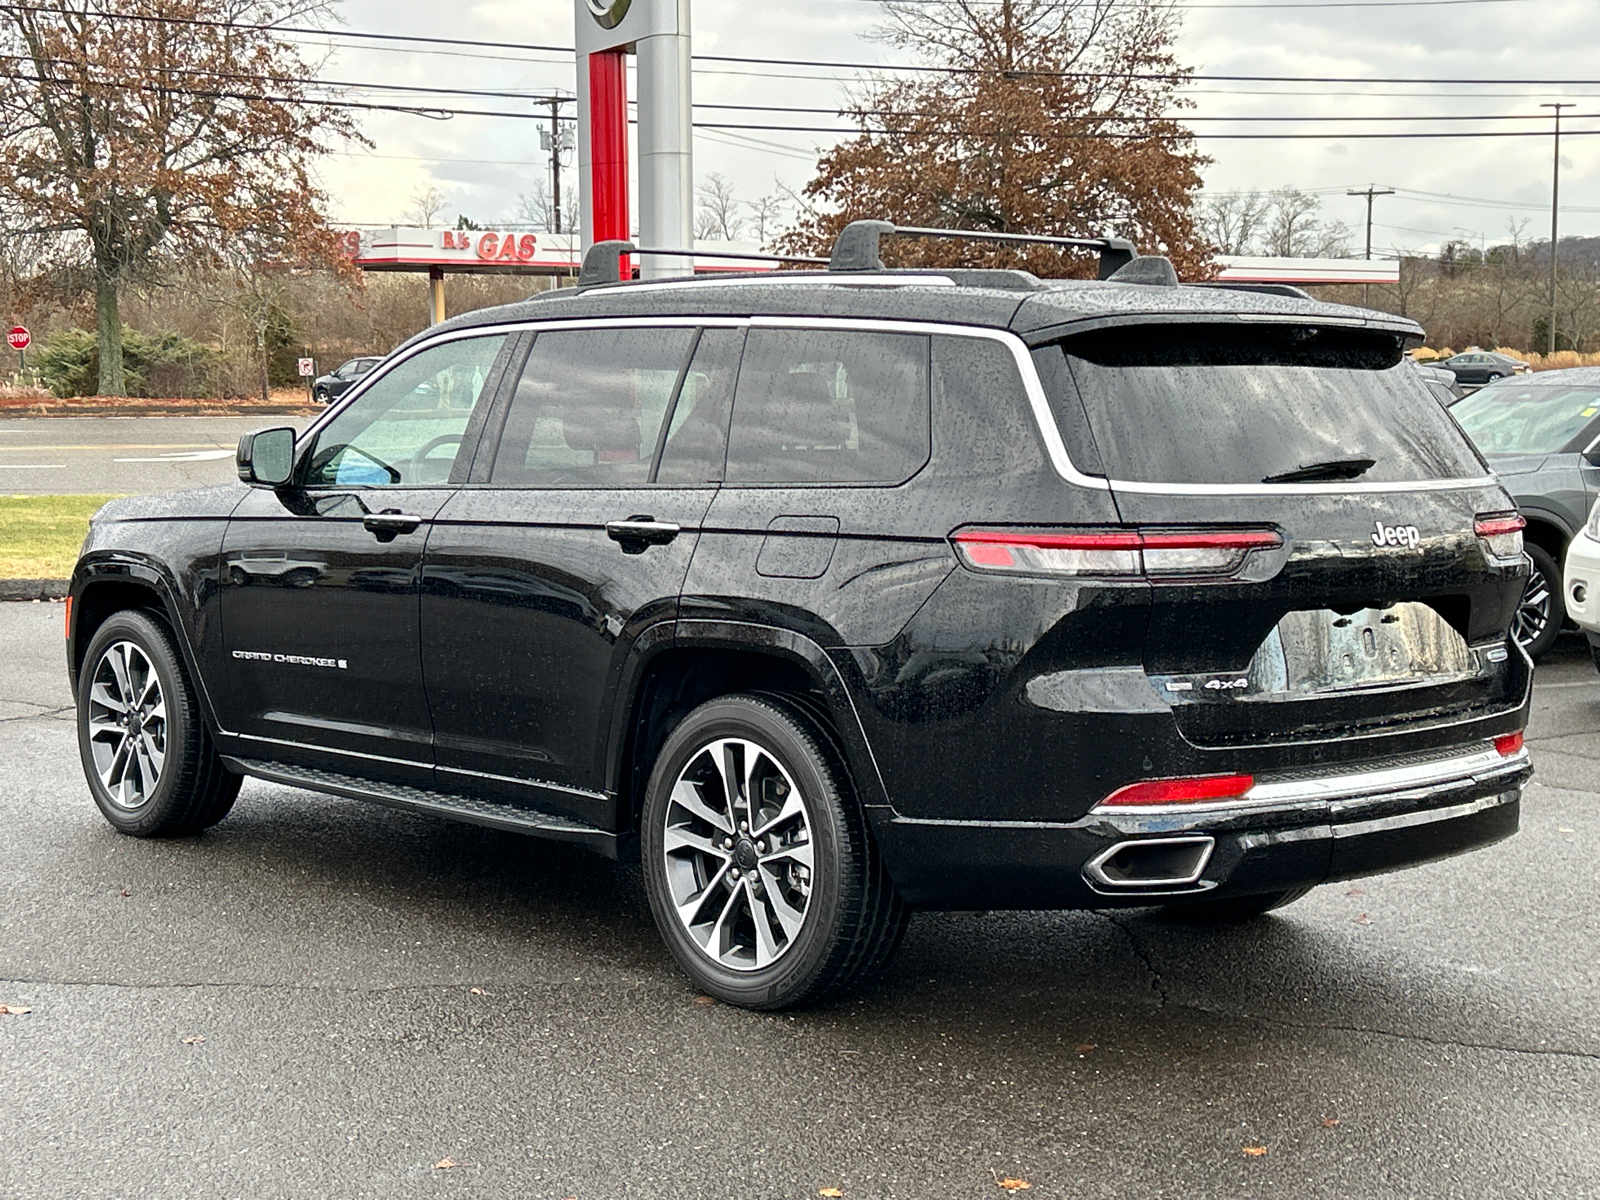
xmin=1449 ymin=366 xmax=1600 ymax=658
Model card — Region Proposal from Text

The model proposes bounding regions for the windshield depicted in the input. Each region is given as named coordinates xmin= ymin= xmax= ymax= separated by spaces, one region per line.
xmin=1041 ymin=325 xmax=1487 ymax=486
xmin=1450 ymin=382 xmax=1600 ymax=455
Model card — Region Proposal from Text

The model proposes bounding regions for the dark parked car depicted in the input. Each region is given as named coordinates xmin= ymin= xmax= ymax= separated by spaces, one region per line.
xmin=66 ymin=224 xmax=1532 ymax=1010
xmin=312 ymin=356 xmax=382 ymax=404
xmin=1449 ymin=366 xmax=1600 ymax=657
xmin=1413 ymin=360 xmax=1465 ymax=405
xmin=1436 ymin=350 xmax=1530 ymax=388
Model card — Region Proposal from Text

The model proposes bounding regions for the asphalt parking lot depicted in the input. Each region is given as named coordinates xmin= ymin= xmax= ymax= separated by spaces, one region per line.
xmin=2 ymin=602 xmax=1597 ymax=1199
xmin=0 ymin=416 xmax=309 ymax=495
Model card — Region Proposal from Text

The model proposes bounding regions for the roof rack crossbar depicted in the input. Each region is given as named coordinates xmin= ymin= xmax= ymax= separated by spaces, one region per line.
xmin=828 ymin=220 xmax=1137 ymax=280
xmin=577 ymin=241 xmax=829 ymax=289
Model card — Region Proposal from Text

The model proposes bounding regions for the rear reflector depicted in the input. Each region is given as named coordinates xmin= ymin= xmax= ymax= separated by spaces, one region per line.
xmin=1475 ymin=512 xmax=1526 ymax=562
xmin=63 ymin=595 xmax=72 ymax=641
xmin=1099 ymin=774 xmax=1256 ymax=808
xmin=1494 ymin=731 xmax=1524 ymax=757
xmin=951 ymin=527 xmax=1281 ymax=579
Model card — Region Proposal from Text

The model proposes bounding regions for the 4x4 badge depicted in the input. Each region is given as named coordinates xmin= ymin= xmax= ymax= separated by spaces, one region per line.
xmin=1371 ymin=520 xmax=1422 ymax=550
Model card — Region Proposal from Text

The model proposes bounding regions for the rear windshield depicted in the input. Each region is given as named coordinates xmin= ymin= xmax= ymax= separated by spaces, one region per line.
xmin=1450 ymin=382 xmax=1600 ymax=455
xmin=1042 ymin=325 xmax=1487 ymax=485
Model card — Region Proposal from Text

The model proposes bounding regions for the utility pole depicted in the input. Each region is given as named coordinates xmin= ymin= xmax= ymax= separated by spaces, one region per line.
xmin=538 ymin=94 xmax=573 ymax=234
xmin=1348 ymin=185 xmax=1395 ymax=260
xmin=1348 ymin=185 xmax=1394 ymax=306
xmin=1542 ymin=102 xmax=1574 ymax=355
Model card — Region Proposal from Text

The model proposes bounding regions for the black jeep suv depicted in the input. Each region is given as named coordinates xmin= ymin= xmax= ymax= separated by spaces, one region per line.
xmin=68 ymin=224 xmax=1533 ymax=1010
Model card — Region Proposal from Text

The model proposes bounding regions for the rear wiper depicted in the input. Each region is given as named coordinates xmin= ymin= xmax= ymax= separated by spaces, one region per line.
xmin=1263 ymin=457 xmax=1377 ymax=484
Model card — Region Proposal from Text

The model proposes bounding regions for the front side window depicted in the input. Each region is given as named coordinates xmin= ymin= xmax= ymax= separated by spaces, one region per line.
xmin=305 ymin=335 xmax=507 ymax=487
xmin=489 ymin=327 xmax=698 ymax=487
xmin=724 ymin=329 xmax=931 ymax=485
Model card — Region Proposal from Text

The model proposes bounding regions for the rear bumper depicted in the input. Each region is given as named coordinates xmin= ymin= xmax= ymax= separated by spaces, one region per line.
xmin=874 ymin=742 xmax=1530 ymax=909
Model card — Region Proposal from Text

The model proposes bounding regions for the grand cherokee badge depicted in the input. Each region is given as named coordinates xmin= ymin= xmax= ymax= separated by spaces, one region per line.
xmin=586 ymin=0 xmax=632 ymax=28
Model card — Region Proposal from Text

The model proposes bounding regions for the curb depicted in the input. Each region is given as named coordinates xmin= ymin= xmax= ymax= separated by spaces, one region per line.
xmin=0 ymin=579 xmax=68 ymax=601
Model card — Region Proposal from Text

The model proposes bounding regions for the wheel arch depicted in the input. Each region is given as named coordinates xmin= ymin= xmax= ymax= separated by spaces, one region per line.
xmin=607 ymin=621 xmax=893 ymax=840
xmin=1519 ymin=512 xmax=1569 ymax=563
xmin=71 ymin=565 xmax=220 ymax=736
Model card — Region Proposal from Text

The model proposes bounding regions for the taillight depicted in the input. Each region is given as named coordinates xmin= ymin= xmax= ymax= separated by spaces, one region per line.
xmin=1494 ymin=731 xmax=1524 ymax=757
xmin=951 ymin=527 xmax=1281 ymax=579
xmin=1099 ymin=774 xmax=1256 ymax=808
xmin=1475 ymin=512 xmax=1525 ymax=562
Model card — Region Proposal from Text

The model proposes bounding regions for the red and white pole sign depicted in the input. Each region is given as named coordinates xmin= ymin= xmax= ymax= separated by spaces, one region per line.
xmin=7 ymin=326 xmax=30 ymax=351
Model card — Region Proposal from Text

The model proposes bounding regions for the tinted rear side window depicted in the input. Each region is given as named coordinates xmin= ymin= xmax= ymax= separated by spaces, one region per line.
xmin=1046 ymin=325 xmax=1486 ymax=486
xmin=725 ymin=329 xmax=930 ymax=485
xmin=490 ymin=327 xmax=695 ymax=487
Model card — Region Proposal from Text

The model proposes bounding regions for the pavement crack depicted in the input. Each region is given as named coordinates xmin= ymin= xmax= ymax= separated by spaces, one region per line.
xmin=1099 ymin=912 xmax=1168 ymax=1007
xmin=1172 ymin=999 xmax=1600 ymax=1064
xmin=0 ymin=705 xmax=72 ymax=723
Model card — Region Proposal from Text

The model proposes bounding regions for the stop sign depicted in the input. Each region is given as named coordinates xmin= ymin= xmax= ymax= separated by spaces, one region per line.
xmin=7 ymin=326 xmax=29 ymax=351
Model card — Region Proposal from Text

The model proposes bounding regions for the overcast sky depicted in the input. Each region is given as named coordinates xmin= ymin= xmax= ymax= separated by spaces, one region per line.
xmin=312 ymin=0 xmax=1600 ymax=256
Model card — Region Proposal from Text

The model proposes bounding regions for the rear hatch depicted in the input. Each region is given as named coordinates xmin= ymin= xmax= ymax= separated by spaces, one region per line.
xmin=1032 ymin=320 xmax=1528 ymax=748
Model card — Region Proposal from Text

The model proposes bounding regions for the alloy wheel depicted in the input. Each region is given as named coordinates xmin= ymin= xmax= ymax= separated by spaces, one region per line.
xmin=87 ymin=641 xmax=167 ymax=808
xmin=1514 ymin=566 xmax=1552 ymax=650
xmin=661 ymin=737 xmax=814 ymax=972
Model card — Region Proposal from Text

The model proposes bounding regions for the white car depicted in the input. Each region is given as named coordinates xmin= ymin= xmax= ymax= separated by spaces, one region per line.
xmin=1562 ymin=507 xmax=1600 ymax=668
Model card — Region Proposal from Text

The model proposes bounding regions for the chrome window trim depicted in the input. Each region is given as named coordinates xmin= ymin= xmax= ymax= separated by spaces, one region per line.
xmin=1089 ymin=742 xmax=1528 ymax=817
xmin=334 ymin=314 xmax=1498 ymax=497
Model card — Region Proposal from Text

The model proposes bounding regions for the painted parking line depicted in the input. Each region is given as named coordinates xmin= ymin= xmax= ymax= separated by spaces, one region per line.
xmin=113 ymin=450 xmax=236 ymax=463
xmin=0 ymin=464 xmax=65 ymax=469
xmin=0 ymin=443 xmax=225 ymax=452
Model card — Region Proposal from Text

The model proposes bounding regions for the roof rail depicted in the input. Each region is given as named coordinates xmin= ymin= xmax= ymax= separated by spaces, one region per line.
xmin=577 ymin=241 xmax=829 ymax=289
xmin=828 ymin=220 xmax=1138 ymax=280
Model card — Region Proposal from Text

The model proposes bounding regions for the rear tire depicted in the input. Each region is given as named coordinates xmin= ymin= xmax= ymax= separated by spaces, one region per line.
xmin=1159 ymin=885 xmax=1313 ymax=923
xmin=77 ymin=610 xmax=241 ymax=837
xmin=1516 ymin=543 xmax=1564 ymax=662
xmin=640 ymin=693 xmax=906 ymax=1011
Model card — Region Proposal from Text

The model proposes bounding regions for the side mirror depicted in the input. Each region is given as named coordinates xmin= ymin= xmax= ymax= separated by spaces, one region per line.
xmin=237 ymin=427 xmax=296 ymax=487
xmin=1584 ymin=446 xmax=1600 ymax=468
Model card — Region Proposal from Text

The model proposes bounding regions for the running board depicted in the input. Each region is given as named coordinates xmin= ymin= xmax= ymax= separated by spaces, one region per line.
xmin=225 ymin=757 xmax=619 ymax=858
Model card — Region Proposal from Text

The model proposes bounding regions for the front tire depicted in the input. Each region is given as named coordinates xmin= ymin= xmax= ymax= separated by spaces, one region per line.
xmin=1516 ymin=543 xmax=1564 ymax=661
xmin=77 ymin=610 xmax=241 ymax=837
xmin=640 ymin=693 xmax=906 ymax=1011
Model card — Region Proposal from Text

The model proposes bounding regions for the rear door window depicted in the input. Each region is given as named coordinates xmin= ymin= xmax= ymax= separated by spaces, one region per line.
xmin=1450 ymin=383 xmax=1600 ymax=454
xmin=489 ymin=327 xmax=697 ymax=487
xmin=1041 ymin=324 xmax=1487 ymax=486
xmin=725 ymin=328 xmax=930 ymax=485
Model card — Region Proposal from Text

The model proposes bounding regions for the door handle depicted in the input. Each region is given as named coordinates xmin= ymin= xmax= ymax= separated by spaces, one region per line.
xmin=606 ymin=516 xmax=681 ymax=553
xmin=362 ymin=510 xmax=422 ymax=541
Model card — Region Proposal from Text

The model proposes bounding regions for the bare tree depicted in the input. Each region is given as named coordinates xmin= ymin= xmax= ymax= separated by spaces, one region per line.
xmin=401 ymin=185 xmax=447 ymax=228
xmin=1260 ymin=188 xmax=1351 ymax=258
xmin=696 ymin=173 xmax=745 ymax=242
xmin=746 ymin=192 xmax=787 ymax=247
xmin=1199 ymin=191 xmax=1270 ymax=255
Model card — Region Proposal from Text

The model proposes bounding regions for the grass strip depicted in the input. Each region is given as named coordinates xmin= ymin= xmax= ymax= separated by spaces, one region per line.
xmin=0 ymin=494 xmax=118 ymax=578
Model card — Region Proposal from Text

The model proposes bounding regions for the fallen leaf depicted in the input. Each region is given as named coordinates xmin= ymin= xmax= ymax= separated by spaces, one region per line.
xmin=0 ymin=1006 xmax=31 ymax=1015
xmin=119 ymin=887 xmax=133 ymax=898
xmin=181 ymin=1035 xmax=206 ymax=1045
xmin=1321 ymin=1117 xmax=1341 ymax=1128
xmin=819 ymin=1189 xmax=845 ymax=1198
xmin=694 ymin=995 xmax=717 ymax=1006
xmin=996 ymin=1179 xmax=1032 ymax=1192
xmin=1345 ymin=887 xmax=1365 ymax=897
xmin=1354 ymin=913 xmax=1372 ymax=926
xmin=1075 ymin=1043 xmax=1097 ymax=1055
xmin=433 ymin=1158 xmax=464 ymax=1170
xmin=469 ymin=987 xmax=484 ymax=995
xmin=1242 ymin=1146 xmax=1268 ymax=1157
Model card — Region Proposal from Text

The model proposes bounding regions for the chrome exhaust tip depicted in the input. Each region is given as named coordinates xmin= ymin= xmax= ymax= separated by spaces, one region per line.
xmin=1085 ymin=836 xmax=1215 ymax=890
